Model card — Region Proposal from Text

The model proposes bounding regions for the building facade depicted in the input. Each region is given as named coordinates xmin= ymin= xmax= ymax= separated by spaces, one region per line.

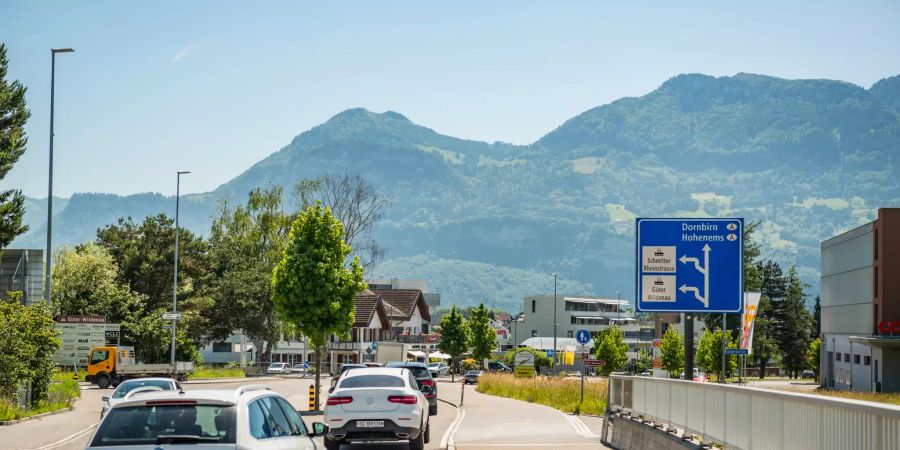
xmin=820 ymin=208 xmax=900 ymax=392
xmin=0 ymin=249 xmax=44 ymax=305
xmin=519 ymin=295 xmax=635 ymax=343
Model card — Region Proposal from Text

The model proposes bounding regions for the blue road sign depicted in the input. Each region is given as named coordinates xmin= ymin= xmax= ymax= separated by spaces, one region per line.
xmin=546 ymin=350 xmax=555 ymax=358
xmin=636 ymin=218 xmax=743 ymax=313
xmin=575 ymin=329 xmax=591 ymax=344
xmin=371 ymin=341 xmax=378 ymax=350
xmin=725 ymin=348 xmax=749 ymax=355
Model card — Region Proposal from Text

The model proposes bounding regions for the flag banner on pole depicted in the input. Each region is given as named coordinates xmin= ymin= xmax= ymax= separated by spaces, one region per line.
xmin=740 ymin=292 xmax=762 ymax=353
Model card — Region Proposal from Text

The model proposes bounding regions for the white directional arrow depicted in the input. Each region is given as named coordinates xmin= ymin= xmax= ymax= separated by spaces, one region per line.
xmin=679 ymin=255 xmax=705 ymax=274
xmin=702 ymin=244 xmax=711 ymax=307
xmin=679 ymin=284 xmax=708 ymax=308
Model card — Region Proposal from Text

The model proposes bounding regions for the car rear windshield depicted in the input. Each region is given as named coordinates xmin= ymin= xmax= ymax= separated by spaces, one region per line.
xmin=90 ymin=404 xmax=236 ymax=446
xmin=339 ymin=375 xmax=406 ymax=388
xmin=111 ymin=380 xmax=173 ymax=399
xmin=402 ymin=366 xmax=430 ymax=378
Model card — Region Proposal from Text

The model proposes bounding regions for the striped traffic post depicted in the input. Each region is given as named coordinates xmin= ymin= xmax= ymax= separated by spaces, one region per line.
xmin=308 ymin=384 xmax=316 ymax=411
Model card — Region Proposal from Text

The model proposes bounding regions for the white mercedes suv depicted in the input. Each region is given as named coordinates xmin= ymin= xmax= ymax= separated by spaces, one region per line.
xmin=323 ymin=367 xmax=432 ymax=450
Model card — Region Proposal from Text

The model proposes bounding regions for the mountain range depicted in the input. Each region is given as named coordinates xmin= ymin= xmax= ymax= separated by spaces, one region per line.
xmin=12 ymin=73 xmax=900 ymax=312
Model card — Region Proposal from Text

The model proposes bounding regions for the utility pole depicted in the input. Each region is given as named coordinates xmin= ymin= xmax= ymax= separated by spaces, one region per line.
xmin=171 ymin=171 xmax=190 ymax=370
xmin=45 ymin=48 xmax=74 ymax=304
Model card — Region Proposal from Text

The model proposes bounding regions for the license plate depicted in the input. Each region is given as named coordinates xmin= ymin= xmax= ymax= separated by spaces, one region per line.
xmin=357 ymin=420 xmax=384 ymax=428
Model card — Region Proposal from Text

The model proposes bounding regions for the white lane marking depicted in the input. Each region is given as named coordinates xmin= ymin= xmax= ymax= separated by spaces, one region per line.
xmin=562 ymin=413 xmax=598 ymax=438
xmin=442 ymin=406 xmax=466 ymax=450
xmin=24 ymin=423 xmax=98 ymax=450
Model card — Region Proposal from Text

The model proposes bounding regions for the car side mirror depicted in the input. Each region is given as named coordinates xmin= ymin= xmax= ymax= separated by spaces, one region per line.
xmin=420 ymin=384 xmax=434 ymax=395
xmin=101 ymin=396 xmax=109 ymax=402
xmin=311 ymin=422 xmax=329 ymax=437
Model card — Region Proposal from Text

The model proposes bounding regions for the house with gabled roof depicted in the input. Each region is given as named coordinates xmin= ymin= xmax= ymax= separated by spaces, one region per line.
xmin=371 ymin=288 xmax=432 ymax=335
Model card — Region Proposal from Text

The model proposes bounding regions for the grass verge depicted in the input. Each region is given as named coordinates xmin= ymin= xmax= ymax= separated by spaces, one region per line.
xmin=475 ymin=373 xmax=607 ymax=415
xmin=806 ymin=388 xmax=900 ymax=406
xmin=192 ymin=366 xmax=246 ymax=379
xmin=0 ymin=371 xmax=81 ymax=422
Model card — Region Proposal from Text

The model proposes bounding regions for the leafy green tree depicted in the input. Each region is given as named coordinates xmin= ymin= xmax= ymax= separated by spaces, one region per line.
xmin=0 ymin=43 xmax=30 ymax=249
xmin=52 ymin=243 xmax=140 ymax=323
xmin=807 ymin=338 xmax=820 ymax=381
xmin=437 ymin=305 xmax=469 ymax=380
xmin=594 ymin=325 xmax=627 ymax=375
xmin=468 ymin=302 xmax=495 ymax=363
xmin=696 ymin=328 xmax=737 ymax=381
xmin=774 ymin=266 xmax=813 ymax=378
xmin=812 ymin=295 xmax=821 ymax=339
xmin=0 ymin=302 xmax=60 ymax=406
xmin=206 ymin=187 xmax=291 ymax=361
xmin=635 ymin=349 xmax=654 ymax=373
xmin=271 ymin=202 xmax=366 ymax=410
xmin=96 ymin=214 xmax=210 ymax=313
xmin=659 ymin=327 xmax=684 ymax=378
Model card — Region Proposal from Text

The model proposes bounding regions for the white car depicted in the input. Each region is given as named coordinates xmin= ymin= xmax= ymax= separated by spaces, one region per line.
xmin=88 ymin=385 xmax=328 ymax=449
xmin=324 ymin=367 xmax=431 ymax=450
xmin=266 ymin=362 xmax=290 ymax=374
xmin=427 ymin=362 xmax=449 ymax=377
xmin=291 ymin=362 xmax=310 ymax=374
xmin=100 ymin=377 xmax=180 ymax=418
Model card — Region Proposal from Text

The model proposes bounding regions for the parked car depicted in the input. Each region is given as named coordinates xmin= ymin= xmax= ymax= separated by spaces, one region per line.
xmin=364 ymin=362 xmax=383 ymax=368
xmin=385 ymin=362 xmax=438 ymax=416
xmin=427 ymin=362 xmax=449 ymax=377
xmin=101 ymin=377 xmax=180 ymax=418
xmin=487 ymin=361 xmax=512 ymax=373
xmin=801 ymin=370 xmax=815 ymax=379
xmin=266 ymin=362 xmax=290 ymax=374
xmin=291 ymin=362 xmax=310 ymax=374
xmin=324 ymin=367 xmax=431 ymax=450
xmin=463 ymin=370 xmax=482 ymax=384
xmin=88 ymin=385 xmax=327 ymax=449
xmin=679 ymin=368 xmax=701 ymax=380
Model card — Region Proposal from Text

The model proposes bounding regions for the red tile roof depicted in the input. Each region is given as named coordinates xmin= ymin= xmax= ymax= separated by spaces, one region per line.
xmin=370 ymin=289 xmax=431 ymax=322
xmin=354 ymin=293 xmax=389 ymax=329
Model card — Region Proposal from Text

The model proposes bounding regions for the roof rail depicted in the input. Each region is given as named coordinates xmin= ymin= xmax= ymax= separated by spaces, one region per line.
xmin=124 ymin=386 xmax=164 ymax=399
xmin=235 ymin=385 xmax=270 ymax=397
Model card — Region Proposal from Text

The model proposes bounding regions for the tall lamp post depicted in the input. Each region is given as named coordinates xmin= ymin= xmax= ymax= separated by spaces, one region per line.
xmin=553 ymin=273 xmax=558 ymax=369
xmin=171 ymin=171 xmax=190 ymax=369
xmin=45 ymin=48 xmax=74 ymax=303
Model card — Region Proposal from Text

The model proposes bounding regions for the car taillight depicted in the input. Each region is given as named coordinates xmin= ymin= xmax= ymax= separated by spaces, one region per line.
xmin=418 ymin=379 xmax=435 ymax=386
xmin=388 ymin=395 xmax=418 ymax=404
xmin=326 ymin=396 xmax=353 ymax=406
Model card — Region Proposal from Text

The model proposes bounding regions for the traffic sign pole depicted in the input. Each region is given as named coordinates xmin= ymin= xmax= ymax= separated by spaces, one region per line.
xmin=685 ymin=313 xmax=694 ymax=382
xmin=721 ymin=313 xmax=727 ymax=383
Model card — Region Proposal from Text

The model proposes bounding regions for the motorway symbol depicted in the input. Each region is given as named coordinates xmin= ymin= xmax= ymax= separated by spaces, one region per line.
xmin=636 ymin=218 xmax=743 ymax=313
xmin=575 ymin=329 xmax=591 ymax=344
xmin=162 ymin=312 xmax=182 ymax=320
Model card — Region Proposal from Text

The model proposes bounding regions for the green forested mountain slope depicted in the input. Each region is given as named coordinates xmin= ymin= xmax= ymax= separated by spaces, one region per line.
xmin=12 ymin=73 xmax=900 ymax=309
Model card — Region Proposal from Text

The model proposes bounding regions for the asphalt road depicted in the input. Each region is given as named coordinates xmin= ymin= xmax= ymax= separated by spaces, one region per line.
xmin=0 ymin=375 xmax=610 ymax=450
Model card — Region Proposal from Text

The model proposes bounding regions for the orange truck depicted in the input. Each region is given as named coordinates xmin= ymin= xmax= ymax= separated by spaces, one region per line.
xmin=85 ymin=346 xmax=194 ymax=388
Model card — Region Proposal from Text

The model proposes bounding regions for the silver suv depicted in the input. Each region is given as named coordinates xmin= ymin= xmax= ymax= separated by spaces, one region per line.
xmin=87 ymin=385 xmax=328 ymax=449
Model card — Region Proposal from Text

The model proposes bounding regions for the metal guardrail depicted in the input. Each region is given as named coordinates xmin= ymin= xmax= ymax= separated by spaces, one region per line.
xmin=606 ymin=374 xmax=900 ymax=450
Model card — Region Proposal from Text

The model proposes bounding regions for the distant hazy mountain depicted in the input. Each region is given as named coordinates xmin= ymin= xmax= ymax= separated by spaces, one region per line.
xmin=13 ymin=73 xmax=900 ymax=310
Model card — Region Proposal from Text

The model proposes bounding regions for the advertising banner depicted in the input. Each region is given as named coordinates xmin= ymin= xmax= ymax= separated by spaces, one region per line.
xmin=740 ymin=292 xmax=762 ymax=353
xmin=53 ymin=323 xmax=121 ymax=366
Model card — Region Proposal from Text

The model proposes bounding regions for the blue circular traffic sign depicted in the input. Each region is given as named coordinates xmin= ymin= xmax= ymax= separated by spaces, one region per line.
xmin=575 ymin=329 xmax=591 ymax=344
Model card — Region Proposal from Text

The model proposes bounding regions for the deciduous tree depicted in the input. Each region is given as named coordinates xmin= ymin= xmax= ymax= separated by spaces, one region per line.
xmin=594 ymin=325 xmax=627 ymax=375
xmin=807 ymin=338 xmax=820 ymax=381
xmin=272 ymin=202 xmax=366 ymax=410
xmin=659 ymin=327 xmax=684 ymax=378
xmin=437 ymin=305 xmax=469 ymax=380
xmin=0 ymin=43 xmax=30 ymax=249
xmin=696 ymin=328 xmax=737 ymax=381
xmin=468 ymin=302 xmax=495 ymax=364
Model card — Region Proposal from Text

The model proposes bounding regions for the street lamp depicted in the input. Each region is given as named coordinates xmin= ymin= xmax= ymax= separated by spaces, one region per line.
xmin=553 ymin=273 xmax=558 ymax=369
xmin=171 ymin=171 xmax=190 ymax=369
xmin=45 ymin=48 xmax=74 ymax=303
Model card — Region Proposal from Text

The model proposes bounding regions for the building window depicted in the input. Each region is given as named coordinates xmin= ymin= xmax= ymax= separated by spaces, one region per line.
xmin=212 ymin=342 xmax=231 ymax=353
xmin=571 ymin=316 xmax=576 ymax=324
xmin=844 ymin=353 xmax=850 ymax=363
xmin=532 ymin=300 xmax=536 ymax=313
xmin=854 ymin=355 xmax=861 ymax=364
xmin=531 ymin=330 xmax=538 ymax=337
xmin=567 ymin=330 xmax=573 ymax=338
xmin=864 ymin=356 xmax=871 ymax=366
xmin=835 ymin=352 xmax=840 ymax=361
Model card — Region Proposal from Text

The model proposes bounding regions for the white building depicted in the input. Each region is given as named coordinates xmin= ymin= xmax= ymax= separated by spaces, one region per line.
xmin=518 ymin=295 xmax=635 ymax=345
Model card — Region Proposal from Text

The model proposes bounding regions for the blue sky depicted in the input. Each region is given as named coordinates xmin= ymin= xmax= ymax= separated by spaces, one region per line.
xmin=2 ymin=1 xmax=899 ymax=197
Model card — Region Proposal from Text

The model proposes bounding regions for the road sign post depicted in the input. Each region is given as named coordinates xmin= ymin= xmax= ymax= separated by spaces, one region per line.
xmin=636 ymin=218 xmax=743 ymax=382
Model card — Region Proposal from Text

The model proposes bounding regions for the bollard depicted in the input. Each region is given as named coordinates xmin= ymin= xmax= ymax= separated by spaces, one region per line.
xmin=460 ymin=379 xmax=465 ymax=406
xmin=308 ymin=384 xmax=316 ymax=411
